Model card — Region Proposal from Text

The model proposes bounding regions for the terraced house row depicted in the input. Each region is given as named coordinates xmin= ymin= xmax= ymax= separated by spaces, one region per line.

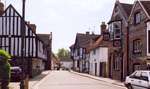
xmin=70 ymin=0 xmax=150 ymax=81
xmin=0 ymin=2 xmax=52 ymax=77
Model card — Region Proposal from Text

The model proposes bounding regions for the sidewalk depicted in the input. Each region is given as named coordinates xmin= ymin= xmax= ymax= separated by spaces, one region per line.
xmin=9 ymin=70 xmax=50 ymax=89
xmin=70 ymin=70 xmax=125 ymax=87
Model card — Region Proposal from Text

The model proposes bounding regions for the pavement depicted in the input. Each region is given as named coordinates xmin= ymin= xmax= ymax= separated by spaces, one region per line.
xmin=9 ymin=70 xmax=50 ymax=89
xmin=69 ymin=70 xmax=124 ymax=87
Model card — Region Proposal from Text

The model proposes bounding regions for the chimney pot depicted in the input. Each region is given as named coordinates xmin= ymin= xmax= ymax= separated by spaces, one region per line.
xmin=86 ymin=31 xmax=90 ymax=35
xmin=101 ymin=22 xmax=107 ymax=34
xmin=29 ymin=24 xmax=36 ymax=33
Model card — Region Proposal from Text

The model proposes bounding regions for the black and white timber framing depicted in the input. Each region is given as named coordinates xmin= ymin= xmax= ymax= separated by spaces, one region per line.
xmin=0 ymin=5 xmax=47 ymax=61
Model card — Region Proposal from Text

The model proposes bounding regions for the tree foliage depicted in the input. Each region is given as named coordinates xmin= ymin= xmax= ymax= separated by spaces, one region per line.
xmin=0 ymin=49 xmax=11 ymax=89
xmin=56 ymin=48 xmax=70 ymax=59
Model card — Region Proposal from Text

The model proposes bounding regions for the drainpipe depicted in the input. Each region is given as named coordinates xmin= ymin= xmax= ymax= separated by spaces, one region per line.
xmin=126 ymin=24 xmax=129 ymax=76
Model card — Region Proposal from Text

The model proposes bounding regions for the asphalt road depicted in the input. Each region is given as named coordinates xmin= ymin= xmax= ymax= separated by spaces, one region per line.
xmin=33 ymin=70 xmax=127 ymax=89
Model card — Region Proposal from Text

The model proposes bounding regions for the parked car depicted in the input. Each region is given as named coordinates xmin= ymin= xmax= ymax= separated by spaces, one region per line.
xmin=10 ymin=66 xmax=22 ymax=82
xmin=124 ymin=70 xmax=150 ymax=89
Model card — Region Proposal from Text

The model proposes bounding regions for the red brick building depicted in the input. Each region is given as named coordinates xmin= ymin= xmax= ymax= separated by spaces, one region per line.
xmin=128 ymin=1 xmax=150 ymax=74
xmin=108 ymin=0 xmax=133 ymax=81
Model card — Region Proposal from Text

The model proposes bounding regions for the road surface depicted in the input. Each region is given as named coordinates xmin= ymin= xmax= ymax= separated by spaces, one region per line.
xmin=33 ymin=71 xmax=127 ymax=89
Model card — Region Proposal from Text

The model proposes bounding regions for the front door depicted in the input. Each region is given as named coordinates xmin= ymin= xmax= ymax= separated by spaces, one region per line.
xmin=95 ymin=63 xmax=97 ymax=76
xmin=99 ymin=62 xmax=103 ymax=77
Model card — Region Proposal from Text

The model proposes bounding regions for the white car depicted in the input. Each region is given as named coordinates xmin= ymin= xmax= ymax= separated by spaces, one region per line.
xmin=124 ymin=70 xmax=150 ymax=89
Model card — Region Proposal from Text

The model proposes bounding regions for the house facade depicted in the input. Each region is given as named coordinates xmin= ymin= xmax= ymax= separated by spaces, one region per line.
xmin=0 ymin=4 xmax=50 ymax=77
xmin=37 ymin=33 xmax=52 ymax=70
xmin=70 ymin=0 xmax=150 ymax=82
xmin=87 ymin=22 xmax=110 ymax=77
xmin=128 ymin=1 xmax=150 ymax=73
xmin=108 ymin=1 xmax=133 ymax=81
xmin=70 ymin=32 xmax=100 ymax=72
xmin=60 ymin=58 xmax=73 ymax=70
xmin=88 ymin=44 xmax=109 ymax=77
xmin=51 ymin=53 xmax=60 ymax=70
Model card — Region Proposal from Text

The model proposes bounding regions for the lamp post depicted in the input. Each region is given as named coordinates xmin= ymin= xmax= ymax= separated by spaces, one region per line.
xmin=22 ymin=0 xmax=25 ymax=20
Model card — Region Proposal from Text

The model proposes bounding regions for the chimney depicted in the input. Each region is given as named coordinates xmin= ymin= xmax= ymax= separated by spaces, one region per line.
xmin=92 ymin=31 xmax=95 ymax=35
xmin=101 ymin=22 xmax=107 ymax=35
xmin=101 ymin=22 xmax=110 ymax=41
xmin=29 ymin=24 xmax=36 ymax=33
xmin=0 ymin=1 xmax=4 ymax=16
xmin=86 ymin=31 xmax=90 ymax=35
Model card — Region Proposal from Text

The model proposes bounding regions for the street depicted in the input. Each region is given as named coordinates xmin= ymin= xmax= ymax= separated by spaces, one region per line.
xmin=33 ymin=71 xmax=127 ymax=89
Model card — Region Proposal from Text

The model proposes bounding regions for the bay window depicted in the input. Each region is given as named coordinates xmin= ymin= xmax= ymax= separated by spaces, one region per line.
xmin=108 ymin=21 xmax=121 ymax=40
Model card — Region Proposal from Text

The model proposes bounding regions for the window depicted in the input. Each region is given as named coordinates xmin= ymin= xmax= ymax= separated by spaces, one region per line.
xmin=133 ymin=39 xmax=142 ymax=54
xmin=109 ymin=24 xmax=113 ymax=40
xmin=133 ymin=71 xmax=141 ymax=79
xmin=134 ymin=12 xmax=141 ymax=24
xmin=114 ymin=24 xmax=121 ymax=39
xmin=93 ymin=49 xmax=96 ymax=55
xmin=141 ymin=72 xmax=149 ymax=81
xmin=77 ymin=48 xmax=80 ymax=56
xmin=79 ymin=48 xmax=83 ymax=58
xmin=109 ymin=21 xmax=121 ymax=40
xmin=113 ymin=53 xmax=120 ymax=70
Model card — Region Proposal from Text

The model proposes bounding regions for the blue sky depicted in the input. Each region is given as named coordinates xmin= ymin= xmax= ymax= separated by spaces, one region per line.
xmin=4 ymin=0 xmax=133 ymax=53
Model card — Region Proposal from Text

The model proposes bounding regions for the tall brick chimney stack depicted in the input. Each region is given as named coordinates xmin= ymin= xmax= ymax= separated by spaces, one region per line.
xmin=0 ymin=1 xmax=4 ymax=16
xmin=101 ymin=22 xmax=110 ymax=41
xmin=30 ymin=24 xmax=36 ymax=33
xmin=101 ymin=22 xmax=107 ymax=35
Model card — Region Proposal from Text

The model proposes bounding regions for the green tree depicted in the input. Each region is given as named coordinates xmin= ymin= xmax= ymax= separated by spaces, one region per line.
xmin=0 ymin=49 xmax=11 ymax=89
xmin=56 ymin=48 xmax=70 ymax=59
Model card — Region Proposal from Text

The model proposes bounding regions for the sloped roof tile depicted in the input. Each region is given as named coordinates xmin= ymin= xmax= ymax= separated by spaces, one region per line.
xmin=120 ymin=3 xmax=133 ymax=17
xmin=140 ymin=1 xmax=150 ymax=17
xmin=75 ymin=33 xmax=100 ymax=48
xmin=37 ymin=34 xmax=50 ymax=45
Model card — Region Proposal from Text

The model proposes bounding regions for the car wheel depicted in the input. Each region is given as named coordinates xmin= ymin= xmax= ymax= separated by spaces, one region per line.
xmin=127 ymin=84 xmax=133 ymax=89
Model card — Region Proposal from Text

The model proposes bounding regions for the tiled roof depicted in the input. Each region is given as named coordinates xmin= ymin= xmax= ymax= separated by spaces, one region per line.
xmin=75 ymin=33 xmax=100 ymax=48
xmin=108 ymin=2 xmax=133 ymax=24
xmin=120 ymin=3 xmax=133 ymax=17
xmin=140 ymin=1 xmax=150 ymax=17
xmin=86 ymin=36 xmax=103 ymax=53
xmin=37 ymin=34 xmax=50 ymax=46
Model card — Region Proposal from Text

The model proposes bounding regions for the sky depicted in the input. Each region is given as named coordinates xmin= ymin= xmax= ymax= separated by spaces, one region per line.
xmin=3 ymin=0 xmax=133 ymax=53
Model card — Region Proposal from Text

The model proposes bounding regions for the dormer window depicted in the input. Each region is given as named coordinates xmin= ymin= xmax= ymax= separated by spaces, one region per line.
xmin=134 ymin=12 xmax=141 ymax=25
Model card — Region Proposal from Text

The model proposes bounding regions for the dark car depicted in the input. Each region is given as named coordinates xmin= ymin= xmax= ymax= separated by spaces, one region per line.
xmin=10 ymin=66 xmax=22 ymax=82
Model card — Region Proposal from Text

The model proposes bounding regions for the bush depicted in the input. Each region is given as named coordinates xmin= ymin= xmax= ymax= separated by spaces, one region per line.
xmin=0 ymin=49 xmax=11 ymax=89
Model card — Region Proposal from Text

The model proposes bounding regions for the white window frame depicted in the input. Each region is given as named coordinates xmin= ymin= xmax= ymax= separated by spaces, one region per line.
xmin=113 ymin=22 xmax=121 ymax=40
xmin=147 ymin=22 xmax=150 ymax=56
